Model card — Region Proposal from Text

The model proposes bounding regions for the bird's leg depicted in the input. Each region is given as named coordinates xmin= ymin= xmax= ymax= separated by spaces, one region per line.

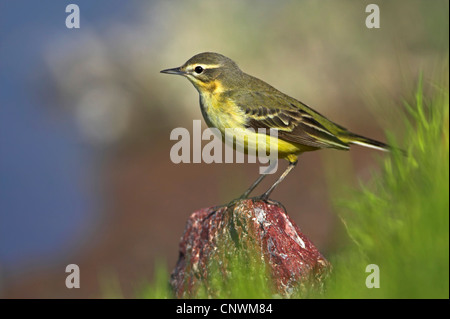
xmin=259 ymin=160 xmax=298 ymax=200
xmin=239 ymin=174 xmax=267 ymax=199
xmin=239 ymin=160 xmax=278 ymax=199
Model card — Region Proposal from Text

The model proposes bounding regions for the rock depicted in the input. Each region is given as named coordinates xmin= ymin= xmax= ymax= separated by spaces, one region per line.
xmin=170 ymin=199 xmax=331 ymax=298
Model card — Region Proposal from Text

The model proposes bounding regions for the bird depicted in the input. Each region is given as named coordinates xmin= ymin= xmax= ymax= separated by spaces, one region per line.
xmin=161 ymin=52 xmax=392 ymax=200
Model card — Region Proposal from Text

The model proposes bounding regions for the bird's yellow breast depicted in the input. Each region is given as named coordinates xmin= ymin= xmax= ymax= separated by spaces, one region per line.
xmin=198 ymin=80 xmax=247 ymax=131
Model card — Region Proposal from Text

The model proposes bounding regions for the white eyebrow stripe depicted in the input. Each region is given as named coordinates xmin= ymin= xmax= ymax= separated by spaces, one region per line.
xmin=189 ymin=63 xmax=221 ymax=70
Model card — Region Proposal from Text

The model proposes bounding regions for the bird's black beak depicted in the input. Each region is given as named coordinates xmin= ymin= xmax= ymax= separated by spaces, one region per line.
xmin=160 ymin=67 xmax=185 ymax=75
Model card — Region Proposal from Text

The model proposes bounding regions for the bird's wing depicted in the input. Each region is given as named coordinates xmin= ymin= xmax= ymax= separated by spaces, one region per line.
xmin=234 ymin=90 xmax=350 ymax=150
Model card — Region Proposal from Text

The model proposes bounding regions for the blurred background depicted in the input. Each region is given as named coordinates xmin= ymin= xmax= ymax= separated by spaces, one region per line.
xmin=0 ymin=0 xmax=448 ymax=298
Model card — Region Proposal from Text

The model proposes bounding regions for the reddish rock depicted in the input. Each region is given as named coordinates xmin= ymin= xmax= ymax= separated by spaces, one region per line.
xmin=170 ymin=199 xmax=331 ymax=298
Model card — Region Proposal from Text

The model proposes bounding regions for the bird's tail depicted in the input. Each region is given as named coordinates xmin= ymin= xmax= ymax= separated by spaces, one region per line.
xmin=343 ymin=133 xmax=391 ymax=152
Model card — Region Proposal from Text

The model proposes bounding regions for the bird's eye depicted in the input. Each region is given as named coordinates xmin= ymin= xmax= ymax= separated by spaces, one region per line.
xmin=194 ymin=66 xmax=204 ymax=74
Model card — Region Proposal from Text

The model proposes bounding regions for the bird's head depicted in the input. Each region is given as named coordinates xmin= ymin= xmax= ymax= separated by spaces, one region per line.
xmin=161 ymin=52 xmax=242 ymax=93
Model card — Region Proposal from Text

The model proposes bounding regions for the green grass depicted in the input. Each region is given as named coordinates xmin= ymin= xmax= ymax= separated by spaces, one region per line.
xmin=321 ymin=73 xmax=449 ymax=299
xmin=140 ymin=72 xmax=449 ymax=299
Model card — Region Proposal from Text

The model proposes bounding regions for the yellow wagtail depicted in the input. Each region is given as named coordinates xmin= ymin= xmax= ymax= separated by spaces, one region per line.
xmin=161 ymin=52 xmax=392 ymax=200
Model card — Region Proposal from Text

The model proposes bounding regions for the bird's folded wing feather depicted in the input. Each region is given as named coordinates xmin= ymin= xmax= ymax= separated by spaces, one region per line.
xmin=235 ymin=91 xmax=350 ymax=150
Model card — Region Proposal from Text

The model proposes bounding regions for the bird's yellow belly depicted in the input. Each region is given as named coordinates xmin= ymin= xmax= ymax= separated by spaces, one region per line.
xmin=229 ymin=129 xmax=302 ymax=159
xmin=200 ymin=92 xmax=303 ymax=161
